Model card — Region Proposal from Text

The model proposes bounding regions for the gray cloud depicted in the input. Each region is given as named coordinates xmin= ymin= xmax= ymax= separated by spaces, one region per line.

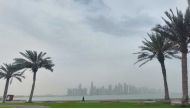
xmin=86 ymin=14 xmax=156 ymax=36
xmin=73 ymin=0 xmax=160 ymax=37
xmin=74 ymin=0 xmax=109 ymax=12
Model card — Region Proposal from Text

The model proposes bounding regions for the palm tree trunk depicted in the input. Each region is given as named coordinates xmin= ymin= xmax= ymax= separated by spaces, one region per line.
xmin=159 ymin=61 xmax=170 ymax=101
xmin=182 ymin=52 xmax=189 ymax=104
xmin=3 ymin=78 xmax=10 ymax=103
xmin=28 ymin=71 xmax=37 ymax=103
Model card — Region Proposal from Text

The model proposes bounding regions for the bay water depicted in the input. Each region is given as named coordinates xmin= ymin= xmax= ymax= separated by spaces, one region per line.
xmin=13 ymin=93 xmax=181 ymax=102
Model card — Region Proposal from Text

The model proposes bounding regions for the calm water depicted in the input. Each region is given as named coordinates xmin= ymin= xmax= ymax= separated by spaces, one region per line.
xmin=14 ymin=93 xmax=181 ymax=101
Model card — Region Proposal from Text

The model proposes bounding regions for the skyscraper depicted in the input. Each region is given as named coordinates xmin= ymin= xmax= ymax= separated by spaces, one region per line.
xmin=89 ymin=82 xmax=94 ymax=95
xmin=124 ymin=83 xmax=128 ymax=94
xmin=108 ymin=84 xmax=112 ymax=95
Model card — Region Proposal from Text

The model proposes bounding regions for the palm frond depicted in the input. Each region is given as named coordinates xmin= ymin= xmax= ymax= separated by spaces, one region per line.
xmin=12 ymin=70 xmax=26 ymax=79
xmin=40 ymin=59 xmax=54 ymax=72
xmin=14 ymin=58 xmax=33 ymax=69
xmin=15 ymin=50 xmax=54 ymax=73
xmin=134 ymin=31 xmax=179 ymax=67
xmin=153 ymin=7 xmax=190 ymax=48
xmin=0 ymin=63 xmax=25 ymax=84
xmin=10 ymin=78 xmax=13 ymax=85
xmin=15 ymin=77 xmax=22 ymax=82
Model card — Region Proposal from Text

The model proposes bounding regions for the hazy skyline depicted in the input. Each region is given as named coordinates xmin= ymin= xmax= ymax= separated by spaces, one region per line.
xmin=0 ymin=0 xmax=188 ymax=96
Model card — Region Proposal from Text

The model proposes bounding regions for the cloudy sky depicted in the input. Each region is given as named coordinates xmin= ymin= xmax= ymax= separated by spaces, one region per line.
xmin=0 ymin=0 xmax=188 ymax=96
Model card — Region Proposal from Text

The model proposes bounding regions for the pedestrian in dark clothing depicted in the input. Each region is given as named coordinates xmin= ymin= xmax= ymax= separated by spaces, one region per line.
xmin=82 ymin=96 xmax=85 ymax=102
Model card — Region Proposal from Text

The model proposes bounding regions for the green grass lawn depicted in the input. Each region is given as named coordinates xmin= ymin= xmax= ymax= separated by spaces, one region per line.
xmin=0 ymin=101 xmax=190 ymax=108
xmin=46 ymin=101 xmax=189 ymax=108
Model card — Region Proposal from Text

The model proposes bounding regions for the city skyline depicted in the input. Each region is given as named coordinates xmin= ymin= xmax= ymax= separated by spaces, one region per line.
xmin=67 ymin=82 xmax=162 ymax=96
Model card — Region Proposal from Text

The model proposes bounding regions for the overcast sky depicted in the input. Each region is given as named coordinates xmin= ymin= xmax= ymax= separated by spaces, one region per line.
xmin=0 ymin=0 xmax=188 ymax=96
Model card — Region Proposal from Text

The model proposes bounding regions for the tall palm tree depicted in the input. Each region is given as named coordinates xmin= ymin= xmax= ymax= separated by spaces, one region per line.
xmin=0 ymin=64 xmax=25 ymax=103
xmin=135 ymin=32 xmax=179 ymax=101
xmin=14 ymin=50 xmax=54 ymax=103
xmin=153 ymin=8 xmax=190 ymax=104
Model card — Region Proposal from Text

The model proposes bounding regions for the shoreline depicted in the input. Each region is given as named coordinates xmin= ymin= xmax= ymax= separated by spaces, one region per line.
xmin=5 ymin=98 xmax=182 ymax=104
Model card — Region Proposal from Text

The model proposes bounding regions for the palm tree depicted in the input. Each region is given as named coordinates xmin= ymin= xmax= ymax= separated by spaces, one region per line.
xmin=14 ymin=50 xmax=54 ymax=103
xmin=0 ymin=64 xmax=25 ymax=103
xmin=153 ymin=8 xmax=190 ymax=104
xmin=134 ymin=32 xmax=179 ymax=101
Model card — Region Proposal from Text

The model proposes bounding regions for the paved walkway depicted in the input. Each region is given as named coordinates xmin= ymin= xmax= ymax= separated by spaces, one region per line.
xmin=0 ymin=104 xmax=48 ymax=108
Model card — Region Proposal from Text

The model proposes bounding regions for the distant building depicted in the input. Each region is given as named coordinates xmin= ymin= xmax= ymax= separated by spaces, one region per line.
xmin=67 ymin=84 xmax=88 ymax=96
xmin=123 ymin=83 xmax=128 ymax=94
